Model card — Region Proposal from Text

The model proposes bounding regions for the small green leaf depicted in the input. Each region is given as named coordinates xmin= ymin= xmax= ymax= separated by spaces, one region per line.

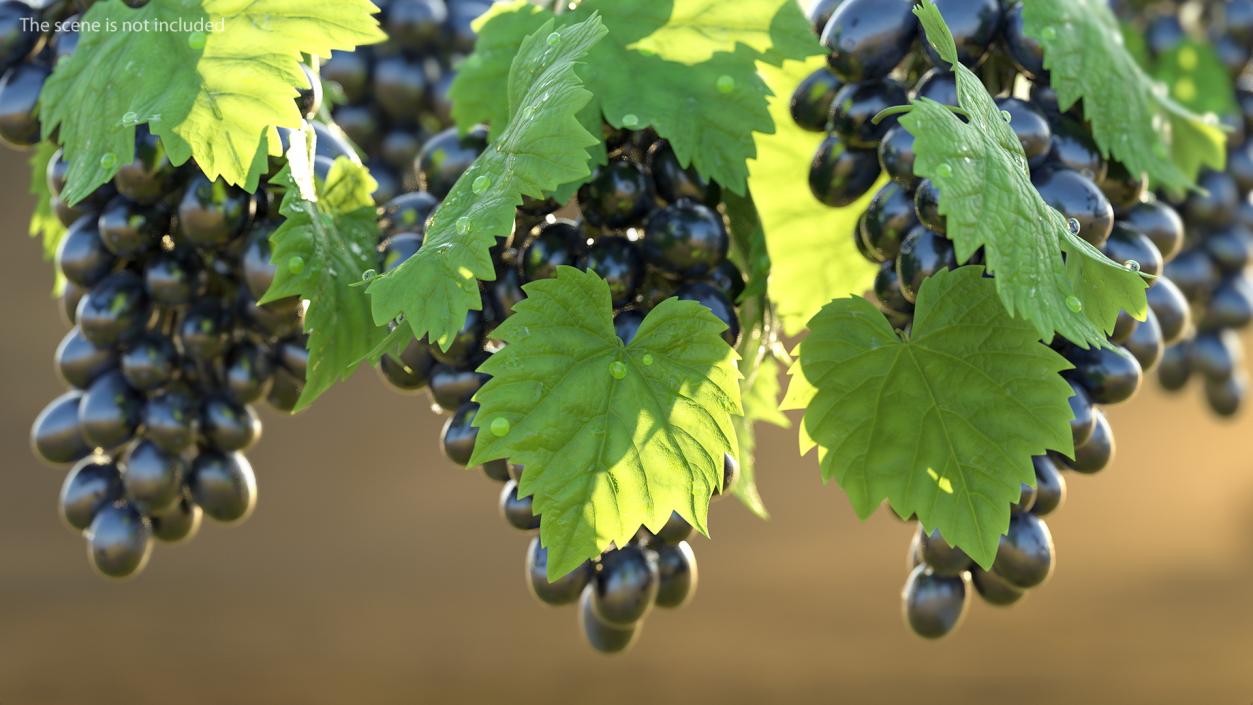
xmin=1150 ymin=39 xmax=1239 ymax=117
xmin=259 ymin=153 xmax=384 ymax=411
xmin=469 ymin=267 xmax=742 ymax=579
xmin=367 ymin=14 xmax=606 ymax=351
xmin=783 ymin=267 xmax=1075 ymax=567
xmin=904 ymin=0 xmax=1147 ymax=350
xmin=1020 ymin=0 xmax=1225 ymax=192
xmin=28 ymin=141 xmax=67 ymax=295
xmin=750 ymin=56 xmax=879 ymax=336
xmin=40 ymin=0 xmax=385 ymax=205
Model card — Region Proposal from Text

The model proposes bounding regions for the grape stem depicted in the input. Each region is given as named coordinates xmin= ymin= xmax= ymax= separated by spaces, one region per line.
xmin=871 ymin=103 xmax=970 ymax=125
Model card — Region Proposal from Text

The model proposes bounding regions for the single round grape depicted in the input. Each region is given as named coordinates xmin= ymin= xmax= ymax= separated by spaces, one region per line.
xmin=1003 ymin=2 xmax=1046 ymax=80
xmin=1202 ymin=224 xmax=1252 ymax=274
xmin=702 ymin=260 xmax=746 ymax=303
xmin=592 ymin=545 xmax=659 ymax=626
xmin=267 ymin=366 xmax=304 ymax=413
xmin=87 ymin=502 xmax=153 ymax=579
xmin=144 ymin=254 xmax=196 ymax=307
xmin=1200 ymin=274 xmax=1253 ymax=330
xmin=902 ymin=564 xmax=971 ymax=639
xmin=820 ymin=0 xmax=919 ymax=83
xmin=386 ymin=0 xmax=447 ymax=50
xmin=991 ymin=512 xmax=1054 ymax=589
xmin=0 ymin=62 xmax=48 ymax=146
xmin=1068 ymin=344 xmax=1142 ymax=405
xmin=971 ymin=566 xmax=1024 ymax=607
xmin=57 ymin=217 xmax=117 ymax=288
xmin=415 ymin=126 xmax=488 ymax=199
xmin=579 ymin=237 xmax=644 ymax=308
xmin=428 ymin=365 xmax=488 ymax=411
xmin=911 ymin=67 xmax=958 ymax=106
xmin=647 ymin=140 xmax=720 ymax=207
xmin=1204 ymin=372 xmax=1247 ymax=418
xmin=676 ymin=282 xmax=741 ymax=347
xmin=1032 ymin=167 xmax=1114 ymax=248
xmin=579 ymin=586 xmax=639 ymax=654
xmin=79 ymin=370 xmax=143 ymax=450
xmin=922 ymin=0 xmax=1003 ymax=68
xmin=1182 ymin=170 xmax=1239 ymax=229
xmin=808 ymin=134 xmax=881 ymax=207
xmin=441 ymin=402 xmax=479 ymax=466
xmin=520 ymin=219 xmax=583 ymax=283
xmin=201 ymin=396 xmax=261 ymax=452
xmin=878 ymin=124 xmax=919 ymax=189
xmin=114 ymin=127 xmax=176 ymax=205
xmin=1120 ymin=201 xmax=1184 ymax=263
xmin=789 ymin=66 xmax=842 ymax=133
xmin=59 ymin=456 xmax=124 ymax=532
xmin=1066 ymin=408 xmax=1114 ymax=474
xmin=122 ymin=439 xmax=187 ymax=514
xmin=874 ymin=259 xmax=914 ymax=316
xmin=427 ymin=309 xmax=484 ymax=368
xmin=31 ymin=391 xmax=92 ymax=466
xmin=143 ymin=388 xmax=197 ymax=453
xmin=98 ymin=197 xmax=165 ymax=259
xmin=913 ymin=178 xmax=946 ymax=233
xmin=56 ymin=326 xmax=117 ymax=390
xmin=77 ymin=271 xmax=149 ymax=347
xmin=1097 ymin=160 xmax=1148 ymax=213
xmin=578 ymin=160 xmax=654 ymax=229
xmin=862 ymin=182 xmax=918 ymax=262
xmin=225 ymin=342 xmax=276 ymax=404
xmin=1123 ymin=307 xmax=1164 ymax=372
xmin=654 ymin=541 xmax=697 ymax=608
xmin=1157 ymin=342 xmax=1192 ymax=392
xmin=373 ymin=55 xmax=429 ymax=126
xmin=120 ymin=334 xmax=178 ymax=392
xmin=1145 ymin=275 xmax=1191 ymax=344
xmin=149 ymin=495 xmax=203 ymax=543
xmin=525 ymin=536 xmax=593 ymax=606
xmin=896 ymin=226 xmax=956 ymax=303
xmin=829 ymin=79 xmax=908 ymax=149
xmin=918 ymin=527 xmax=972 ymax=577
xmin=189 ymin=450 xmax=257 ymax=523
xmin=178 ymin=301 xmax=231 ymax=362
xmin=322 ymin=50 xmax=370 ymax=104
xmin=177 ymin=174 xmax=254 ymax=248
xmin=1046 ymin=116 xmax=1107 ymax=183
xmin=642 ymin=200 xmax=729 ymax=277
xmin=1163 ymin=248 xmax=1220 ymax=304
xmin=499 ymin=480 xmax=540 ymax=531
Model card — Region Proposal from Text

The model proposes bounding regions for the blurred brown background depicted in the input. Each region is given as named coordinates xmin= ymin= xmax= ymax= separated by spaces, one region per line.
xmin=1 ymin=153 xmax=1251 ymax=705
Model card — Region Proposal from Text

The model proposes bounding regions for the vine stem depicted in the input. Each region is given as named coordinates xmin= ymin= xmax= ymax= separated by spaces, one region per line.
xmin=871 ymin=103 xmax=971 ymax=125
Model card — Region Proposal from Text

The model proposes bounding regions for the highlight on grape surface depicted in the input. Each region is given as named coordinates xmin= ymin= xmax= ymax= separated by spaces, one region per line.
xmin=2 ymin=0 xmax=1251 ymax=679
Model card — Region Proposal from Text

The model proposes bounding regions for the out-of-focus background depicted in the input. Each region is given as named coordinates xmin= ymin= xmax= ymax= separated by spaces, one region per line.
xmin=1 ymin=155 xmax=1251 ymax=704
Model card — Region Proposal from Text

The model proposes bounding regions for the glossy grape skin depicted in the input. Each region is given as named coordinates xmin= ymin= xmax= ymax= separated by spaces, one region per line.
xmin=990 ymin=513 xmax=1054 ymax=589
xmin=57 ymin=217 xmax=117 ymax=288
xmin=829 ymin=79 xmax=908 ymax=149
xmin=143 ymin=389 xmax=197 ymax=453
xmin=1203 ymin=224 xmax=1252 ymax=274
xmin=87 ymin=502 xmax=153 ymax=579
xmin=790 ymin=67 xmax=842 ymax=132
xmin=60 ymin=457 xmax=124 ymax=532
xmin=1120 ymin=201 xmax=1184 ymax=263
xmin=374 ymin=55 xmax=429 ymax=126
xmin=378 ymin=336 xmax=435 ymax=393
xmin=56 ymin=326 xmax=117 ymax=390
xmin=971 ymin=566 xmax=1024 ymax=606
xmin=415 ymin=126 xmax=488 ymax=199
xmin=592 ymin=545 xmax=659 ymax=626
xmin=862 ymin=182 xmax=918 ymax=262
xmin=178 ymin=302 xmax=231 ymax=362
xmin=912 ymin=68 xmax=958 ymax=106
xmin=526 ymin=537 xmax=593 ymax=606
xmin=98 ymin=197 xmax=165 ymax=259
xmin=61 ymin=281 xmax=85 ymax=327
xmin=114 ymin=127 xmax=176 ymax=205
xmin=701 ymin=259 xmax=745 ymax=303
xmin=654 ymin=541 xmax=697 ymax=609
xmin=1030 ymin=455 xmax=1066 ymax=517
xmin=386 ymin=0 xmax=447 ymax=50
xmin=579 ymin=238 xmax=644 ymax=308
xmin=878 ymin=124 xmax=919 ymax=190
xmin=1032 ymin=167 xmax=1115 ymax=247
xmin=1067 ymin=408 xmax=1114 ymax=474
xmin=428 ymin=365 xmax=487 ymax=411
xmin=178 ymin=174 xmax=254 ymax=248
xmin=1124 ymin=307 xmax=1164 ymax=371
xmin=807 ymin=0 xmax=844 ymax=33
xmin=922 ymin=0 xmax=1002 ymax=67
xmin=995 ymin=98 xmax=1052 ymax=166
xmin=809 ymin=134 xmax=881 ymax=207
xmin=266 ymin=366 xmax=303 ymax=413
xmin=1163 ymin=248 xmax=1219 ymax=304
xmin=1182 ymin=170 xmax=1239 ymax=228
xmin=322 ymin=50 xmax=370 ymax=103
xmin=189 ymin=450 xmax=257 ymax=523
xmin=1157 ymin=341 xmax=1192 ymax=391
xmin=0 ymin=62 xmax=48 ymax=146
xmin=201 ymin=396 xmax=261 ymax=452
xmin=79 ymin=370 xmax=143 ymax=450
xmin=1046 ymin=117 xmax=1107 ymax=183
xmin=820 ymin=0 xmax=919 ymax=83
xmin=1201 ymin=275 xmax=1253 ymax=331
xmin=1189 ymin=331 xmax=1243 ymax=382
xmin=499 ymin=480 xmax=540 ymax=531
xmin=918 ymin=527 xmax=972 ymax=577
xmin=441 ymin=402 xmax=479 ymax=466
xmin=520 ymin=219 xmax=581 ymax=282
xmin=896 ymin=226 xmax=956 ymax=303
xmin=579 ymin=160 xmax=654 ymax=229
xmin=676 ymin=282 xmax=741 ymax=346
xmin=379 ymin=191 xmax=439 ymax=238
xmin=719 ymin=452 xmax=741 ymax=497
xmin=1097 ymin=160 xmax=1147 ymax=213
xmin=642 ymin=201 xmax=729 ymax=277
xmin=1002 ymin=2 xmax=1046 ymax=80
xmin=119 ymin=335 xmax=178 ymax=392
xmin=874 ymin=259 xmax=915 ymax=316
xmin=1064 ymin=379 xmax=1096 ymax=447
xmin=144 ymin=254 xmax=196 ymax=307
xmin=652 ymin=511 xmax=694 ymax=546
xmin=580 ymin=587 xmax=639 ymax=654
xmin=0 ymin=1 xmax=39 ymax=70
xmin=647 ymin=140 xmax=721 ymax=207
xmin=149 ymin=495 xmax=203 ymax=543
xmin=1204 ymin=372 xmax=1247 ymax=418
xmin=902 ymin=565 xmax=971 ymax=639
xmin=31 ymin=391 xmax=92 ymax=465
xmin=224 ymin=342 xmax=275 ymax=404
xmin=121 ymin=439 xmax=187 ymax=514
xmin=913 ymin=178 xmax=946 ymax=233
xmin=427 ymin=309 xmax=484 ymax=367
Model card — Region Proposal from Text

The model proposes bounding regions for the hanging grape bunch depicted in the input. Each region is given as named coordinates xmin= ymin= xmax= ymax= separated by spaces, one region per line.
xmin=1117 ymin=1 xmax=1253 ymax=417
xmin=372 ymin=122 xmax=745 ymax=654
xmin=10 ymin=2 xmax=333 ymax=578
xmin=321 ymin=0 xmax=491 ymax=205
xmin=792 ymin=0 xmax=1196 ymax=638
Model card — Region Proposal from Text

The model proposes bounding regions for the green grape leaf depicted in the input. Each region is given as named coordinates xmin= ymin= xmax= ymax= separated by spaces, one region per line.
xmin=903 ymin=0 xmax=1147 ymax=350
xmin=783 ymin=267 xmax=1075 ymax=567
xmin=259 ymin=153 xmax=384 ymax=411
xmin=469 ymin=267 xmax=742 ymax=579
xmin=450 ymin=0 xmax=821 ymax=195
xmin=39 ymin=0 xmax=385 ymax=205
xmin=366 ymin=14 xmax=605 ymax=351
xmin=1020 ymin=0 xmax=1225 ymax=193
xmin=750 ymin=56 xmax=878 ymax=336
xmin=1150 ymin=40 xmax=1239 ymax=118
xmin=450 ymin=0 xmax=548 ymax=136
xmin=28 ymin=141 xmax=67 ymax=294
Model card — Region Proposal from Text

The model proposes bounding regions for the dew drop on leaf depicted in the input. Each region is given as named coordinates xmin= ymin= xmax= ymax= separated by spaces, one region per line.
xmin=1000 ymin=110 xmax=1013 ymax=123
xmin=641 ymin=353 xmax=654 ymax=366
xmin=546 ymin=32 xmax=561 ymax=47
xmin=609 ymin=361 xmax=627 ymax=379
xmin=1124 ymin=259 xmax=1141 ymax=272
xmin=120 ymin=111 xmax=139 ymax=127
xmin=490 ymin=417 xmax=511 ymax=437
xmin=287 ymin=255 xmax=305 ymax=274
xmin=622 ymin=114 xmax=639 ymax=128
xmin=716 ymin=75 xmax=735 ymax=94
xmin=99 ymin=152 xmax=117 ymax=170
xmin=187 ymin=31 xmax=207 ymax=50
xmin=1067 ymin=218 xmax=1081 ymax=234
xmin=1065 ymin=295 xmax=1083 ymax=313
xmin=935 ymin=163 xmax=953 ymax=178
xmin=456 ymin=216 xmax=471 ymax=235
xmin=472 ymin=175 xmax=491 ymax=194
xmin=361 ymin=268 xmax=377 ymax=281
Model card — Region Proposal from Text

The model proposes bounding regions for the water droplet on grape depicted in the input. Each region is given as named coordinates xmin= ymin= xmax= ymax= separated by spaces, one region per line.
xmin=716 ymin=75 xmax=735 ymax=94
xmin=456 ymin=217 xmax=471 ymax=235
xmin=472 ymin=175 xmax=491 ymax=194
xmin=609 ymin=361 xmax=627 ymax=379
xmin=1067 ymin=218 xmax=1081 ymax=235
xmin=622 ymin=114 xmax=639 ymax=128
xmin=1124 ymin=259 xmax=1141 ymax=272
xmin=546 ymin=32 xmax=561 ymax=47
xmin=287 ymin=256 xmax=305 ymax=274
xmin=187 ymin=31 xmax=206 ymax=50
xmin=1065 ymin=295 xmax=1083 ymax=313
xmin=641 ymin=353 xmax=654 ymax=366
xmin=935 ymin=163 xmax=953 ymax=178
xmin=99 ymin=152 xmax=117 ymax=170
xmin=490 ymin=417 xmax=511 ymax=437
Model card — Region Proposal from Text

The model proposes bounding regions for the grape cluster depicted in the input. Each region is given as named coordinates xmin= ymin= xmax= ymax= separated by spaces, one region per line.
xmin=797 ymin=0 xmax=1196 ymax=637
xmin=320 ymin=0 xmax=490 ymax=205
xmin=372 ymin=125 xmax=746 ymax=653
xmin=1124 ymin=1 xmax=1253 ymax=417
xmin=8 ymin=2 xmax=327 ymax=578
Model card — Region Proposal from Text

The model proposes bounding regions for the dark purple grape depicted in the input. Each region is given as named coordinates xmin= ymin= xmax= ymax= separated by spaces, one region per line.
xmin=79 ymin=370 xmax=143 ymax=450
xmin=55 ymin=326 xmax=117 ymax=390
xmin=790 ymin=67 xmax=842 ymax=132
xmin=642 ymin=201 xmax=729 ymax=277
xmin=902 ymin=565 xmax=970 ymax=639
xmin=809 ymin=134 xmax=881 ymax=207
xmin=121 ymin=439 xmax=187 ymax=514
xmin=189 ymin=450 xmax=257 ymax=523
xmin=57 ymin=217 xmax=117 ymax=288
xmin=87 ymin=502 xmax=153 ymax=578
xmin=578 ymin=160 xmax=653 ymax=229
xmin=32 ymin=391 xmax=93 ymax=465
xmin=59 ymin=456 xmax=124 ymax=532
xmin=654 ymin=541 xmax=697 ymax=608
xmin=415 ymin=125 xmax=488 ymax=199
xmin=526 ymin=536 xmax=594 ymax=606
xmin=820 ymin=0 xmax=919 ymax=83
